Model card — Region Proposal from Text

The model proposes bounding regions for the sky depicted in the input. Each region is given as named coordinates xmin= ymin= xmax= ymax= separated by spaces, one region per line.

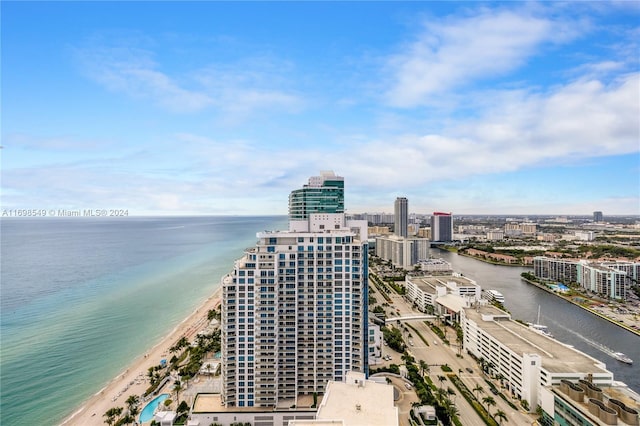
xmin=2 ymin=1 xmax=639 ymax=216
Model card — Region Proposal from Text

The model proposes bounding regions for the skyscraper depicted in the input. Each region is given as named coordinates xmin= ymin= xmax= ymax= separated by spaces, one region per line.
xmin=431 ymin=212 xmax=453 ymax=242
xmin=289 ymin=171 xmax=344 ymax=230
xmin=593 ymin=211 xmax=603 ymax=222
xmin=394 ymin=197 xmax=408 ymax=238
xmin=221 ymin=172 xmax=369 ymax=408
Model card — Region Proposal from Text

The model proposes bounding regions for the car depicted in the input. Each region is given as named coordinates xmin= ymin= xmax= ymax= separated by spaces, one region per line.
xmin=490 ymin=387 xmax=499 ymax=395
xmin=405 ymin=383 xmax=412 ymax=390
xmin=433 ymin=341 xmax=438 ymax=345
xmin=466 ymin=368 xmax=473 ymax=373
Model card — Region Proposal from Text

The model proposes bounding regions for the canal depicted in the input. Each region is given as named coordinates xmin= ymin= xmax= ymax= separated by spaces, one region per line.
xmin=435 ymin=249 xmax=640 ymax=392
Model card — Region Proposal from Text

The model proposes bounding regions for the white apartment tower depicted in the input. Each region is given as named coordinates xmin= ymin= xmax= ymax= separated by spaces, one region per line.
xmin=221 ymin=172 xmax=369 ymax=408
xmin=394 ymin=197 xmax=408 ymax=238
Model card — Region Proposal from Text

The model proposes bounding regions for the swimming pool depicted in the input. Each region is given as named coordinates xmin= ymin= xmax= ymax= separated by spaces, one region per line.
xmin=139 ymin=393 xmax=169 ymax=423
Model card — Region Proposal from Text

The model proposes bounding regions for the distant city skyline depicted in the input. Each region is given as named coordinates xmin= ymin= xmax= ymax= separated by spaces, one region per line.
xmin=2 ymin=2 xmax=639 ymax=216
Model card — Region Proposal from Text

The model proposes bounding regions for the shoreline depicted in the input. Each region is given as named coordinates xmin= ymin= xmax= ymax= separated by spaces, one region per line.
xmin=520 ymin=277 xmax=640 ymax=337
xmin=60 ymin=285 xmax=223 ymax=426
xmin=444 ymin=248 xmax=640 ymax=337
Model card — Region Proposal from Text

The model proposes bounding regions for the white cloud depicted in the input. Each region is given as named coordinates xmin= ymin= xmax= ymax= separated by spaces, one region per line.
xmin=76 ymin=46 xmax=213 ymax=113
xmin=385 ymin=9 xmax=583 ymax=107
xmin=338 ymin=73 xmax=640 ymax=189
xmin=74 ymin=44 xmax=302 ymax=118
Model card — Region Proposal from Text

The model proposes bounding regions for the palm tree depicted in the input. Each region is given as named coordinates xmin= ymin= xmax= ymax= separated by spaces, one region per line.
xmin=125 ymin=395 xmax=140 ymax=425
xmin=482 ymin=396 xmax=496 ymax=416
xmin=437 ymin=375 xmax=446 ymax=390
xmin=104 ymin=407 xmax=123 ymax=426
xmin=173 ymin=380 xmax=183 ymax=405
xmin=495 ymin=409 xmax=508 ymax=425
xmin=472 ymin=384 xmax=484 ymax=401
xmin=444 ymin=399 xmax=459 ymax=422
xmin=419 ymin=360 xmax=429 ymax=377
xmin=125 ymin=395 xmax=139 ymax=412
xmin=117 ymin=414 xmax=135 ymax=426
xmin=447 ymin=387 xmax=456 ymax=405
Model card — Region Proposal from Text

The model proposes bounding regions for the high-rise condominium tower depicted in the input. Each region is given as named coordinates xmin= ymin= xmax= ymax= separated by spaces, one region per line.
xmin=394 ymin=197 xmax=408 ymax=238
xmin=431 ymin=212 xmax=453 ymax=242
xmin=593 ymin=211 xmax=603 ymax=223
xmin=221 ymin=172 xmax=369 ymax=408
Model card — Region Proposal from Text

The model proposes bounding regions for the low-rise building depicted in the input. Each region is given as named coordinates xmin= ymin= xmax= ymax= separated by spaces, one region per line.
xmin=288 ymin=372 xmax=399 ymax=426
xmin=405 ymin=274 xmax=480 ymax=313
xmin=462 ymin=305 xmax=614 ymax=412
xmin=539 ymin=380 xmax=640 ymax=426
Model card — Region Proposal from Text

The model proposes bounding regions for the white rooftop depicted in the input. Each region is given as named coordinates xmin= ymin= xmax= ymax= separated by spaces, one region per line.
xmin=313 ymin=372 xmax=398 ymax=426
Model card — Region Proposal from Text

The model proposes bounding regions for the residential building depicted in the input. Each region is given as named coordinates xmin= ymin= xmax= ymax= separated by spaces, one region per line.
xmin=394 ymin=197 xmax=408 ymax=238
xmin=289 ymin=171 xmax=345 ymax=231
xmin=417 ymin=227 xmax=431 ymax=239
xmin=221 ymin=172 xmax=369 ymax=408
xmin=375 ymin=235 xmax=430 ymax=269
xmin=368 ymin=226 xmax=390 ymax=236
xmin=367 ymin=323 xmax=383 ymax=366
xmin=594 ymin=211 xmax=604 ymax=223
xmin=577 ymin=261 xmax=629 ymax=300
xmin=521 ymin=222 xmax=537 ymax=236
xmin=534 ymin=257 xmax=579 ymax=284
xmin=534 ymin=257 xmax=639 ymax=300
xmin=575 ymin=231 xmax=595 ymax=241
xmin=505 ymin=222 xmax=523 ymax=237
xmin=462 ymin=305 xmax=614 ymax=412
xmin=486 ymin=230 xmax=505 ymax=241
xmin=431 ymin=212 xmax=453 ymax=242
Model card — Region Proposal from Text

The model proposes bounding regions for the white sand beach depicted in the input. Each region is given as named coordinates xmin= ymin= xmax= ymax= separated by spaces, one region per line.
xmin=61 ymin=286 xmax=223 ymax=426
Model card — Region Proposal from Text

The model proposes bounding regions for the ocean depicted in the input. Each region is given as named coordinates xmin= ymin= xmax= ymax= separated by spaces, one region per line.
xmin=0 ymin=216 xmax=287 ymax=426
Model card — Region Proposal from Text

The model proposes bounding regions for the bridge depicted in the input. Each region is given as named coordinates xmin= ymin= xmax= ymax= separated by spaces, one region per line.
xmin=384 ymin=314 xmax=437 ymax=324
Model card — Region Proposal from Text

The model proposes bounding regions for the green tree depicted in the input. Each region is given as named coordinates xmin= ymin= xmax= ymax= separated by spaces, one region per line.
xmin=437 ymin=375 xmax=446 ymax=390
xmin=419 ymin=360 xmax=430 ymax=377
xmin=177 ymin=400 xmax=189 ymax=414
xmin=104 ymin=407 xmax=123 ymax=426
xmin=115 ymin=413 xmax=135 ymax=426
xmin=444 ymin=399 xmax=460 ymax=422
xmin=472 ymin=384 xmax=484 ymax=400
xmin=173 ymin=380 xmax=183 ymax=405
xmin=482 ymin=396 xmax=496 ymax=415
xmin=495 ymin=409 xmax=508 ymax=425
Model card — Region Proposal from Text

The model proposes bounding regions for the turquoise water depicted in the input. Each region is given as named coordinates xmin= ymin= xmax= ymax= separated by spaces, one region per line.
xmin=139 ymin=393 xmax=169 ymax=423
xmin=0 ymin=216 xmax=287 ymax=426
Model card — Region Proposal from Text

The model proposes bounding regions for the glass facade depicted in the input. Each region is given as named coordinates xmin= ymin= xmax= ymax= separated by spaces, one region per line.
xmin=288 ymin=178 xmax=344 ymax=220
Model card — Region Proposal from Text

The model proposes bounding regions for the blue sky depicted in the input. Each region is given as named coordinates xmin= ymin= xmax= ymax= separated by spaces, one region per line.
xmin=2 ymin=1 xmax=639 ymax=216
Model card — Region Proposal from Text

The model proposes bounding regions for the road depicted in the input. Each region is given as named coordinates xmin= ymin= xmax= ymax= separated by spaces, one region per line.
xmin=380 ymin=290 xmax=537 ymax=425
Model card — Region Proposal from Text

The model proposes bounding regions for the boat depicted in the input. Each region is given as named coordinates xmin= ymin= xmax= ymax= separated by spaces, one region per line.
xmin=482 ymin=289 xmax=505 ymax=305
xmin=528 ymin=306 xmax=553 ymax=338
xmin=528 ymin=323 xmax=553 ymax=338
xmin=613 ymin=352 xmax=633 ymax=364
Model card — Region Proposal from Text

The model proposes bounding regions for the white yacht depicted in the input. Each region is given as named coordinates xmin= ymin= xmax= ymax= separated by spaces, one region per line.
xmin=613 ymin=352 xmax=633 ymax=364
xmin=482 ymin=289 xmax=505 ymax=305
